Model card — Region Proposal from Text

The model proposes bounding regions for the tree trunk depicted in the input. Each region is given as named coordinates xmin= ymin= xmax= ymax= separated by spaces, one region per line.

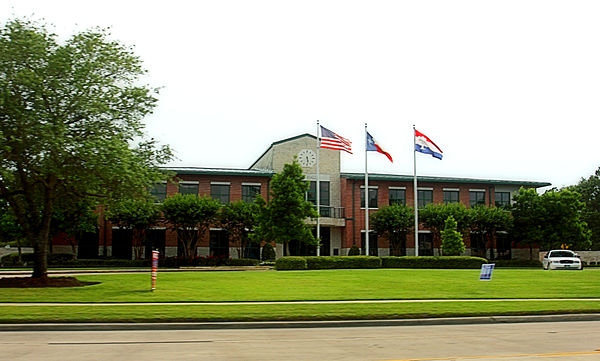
xmin=31 ymin=234 xmax=49 ymax=279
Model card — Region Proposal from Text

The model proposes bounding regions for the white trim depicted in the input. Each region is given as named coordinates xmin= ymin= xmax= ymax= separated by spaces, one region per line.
xmin=469 ymin=189 xmax=486 ymax=192
xmin=211 ymin=181 xmax=231 ymax=185
xmin=360 ymin=185 xmax=379 ymax=189
xmin=417 ymin=187 xmax=433 ymax=191
xmin=389 ymin=186 xmax=406 ymax=190
xmin=242 ymin=182 xmax=262 ymax=186
xmin=417 ymin=230 xmax=432 ymax=234
xmin=179 ymin=181 xmax=199 ymax=185
xmin=306 ymin=174 xmax=331 ymax=181
xmin=443 ymin=188 xmax=460 ymax=192
xmin=209 ymin=227 xmax=224 ymax=231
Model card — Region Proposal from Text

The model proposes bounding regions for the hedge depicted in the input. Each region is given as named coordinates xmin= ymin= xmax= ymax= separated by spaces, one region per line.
xmin=304 ymin=256 xmax=382 ymax=270
xmin=381 ymin=256 xmax=488 ymax=269
xmin=275 ymin=256 xmax=307 ymax=270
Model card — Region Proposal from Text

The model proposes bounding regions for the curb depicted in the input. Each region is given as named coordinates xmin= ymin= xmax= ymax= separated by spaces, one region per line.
xmin=1 ymin=314 xmax=600 ymax=332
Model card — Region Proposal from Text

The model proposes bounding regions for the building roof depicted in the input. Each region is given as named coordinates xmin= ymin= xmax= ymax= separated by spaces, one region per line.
xmin=341 ymin=172 xmax=551 ymax=188
xmin=163 ymin=167 xmax=274 ymax=177
xmin=249 ymin=133 xmax=316 ymax=170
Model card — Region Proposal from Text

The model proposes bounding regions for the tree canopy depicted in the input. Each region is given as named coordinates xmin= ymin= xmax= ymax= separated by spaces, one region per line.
xmin=370 ymin=204 xmax=413 ymax=256
xmin=252 ymin=161 xmax=318 ymax=255
xmin=569 ymin=167 xmax=600 ymax=250
xmin=0 ymin=18 xmax=172 ymax=278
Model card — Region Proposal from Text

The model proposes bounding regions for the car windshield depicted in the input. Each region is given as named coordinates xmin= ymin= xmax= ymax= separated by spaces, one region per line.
xmin=550 ymin=251 xmax=574 ymax=258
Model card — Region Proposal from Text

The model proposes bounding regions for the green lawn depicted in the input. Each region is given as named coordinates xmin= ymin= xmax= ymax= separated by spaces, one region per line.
xmin=1 ymin=268 xmax=599 ymax=323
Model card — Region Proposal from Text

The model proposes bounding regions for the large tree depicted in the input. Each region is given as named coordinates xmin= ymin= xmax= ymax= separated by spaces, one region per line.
xmin=370 ymin=205 xmax=413 ymax=256
xmin=0 ymin=19 xmax=172 ymax=279
xmin=252 ymin=161 xmax=318 ymax=256
xmin=569 ymin=167 xmax=600 ymax=250
xmin=469 ymin=205 xmax=512 ymax=259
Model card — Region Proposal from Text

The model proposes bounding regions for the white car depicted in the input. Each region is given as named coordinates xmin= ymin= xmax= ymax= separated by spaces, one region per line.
xmin=542 ymin=250 xmax=583 ymax=270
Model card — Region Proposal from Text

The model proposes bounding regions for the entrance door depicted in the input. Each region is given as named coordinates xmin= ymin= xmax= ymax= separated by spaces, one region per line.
xmin=112 ymin=229 xmax=132 ymax=259
xmin=209 ymin=230 xmax=229 ymax=258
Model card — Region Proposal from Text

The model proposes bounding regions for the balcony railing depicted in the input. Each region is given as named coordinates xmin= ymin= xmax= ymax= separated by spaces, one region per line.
xmin=314 ymin=206 xmax=345 ymax=219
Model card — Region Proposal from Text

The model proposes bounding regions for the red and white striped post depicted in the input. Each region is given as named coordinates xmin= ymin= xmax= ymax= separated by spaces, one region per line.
xmin=151 ymin=250 xmax=159 ymax=291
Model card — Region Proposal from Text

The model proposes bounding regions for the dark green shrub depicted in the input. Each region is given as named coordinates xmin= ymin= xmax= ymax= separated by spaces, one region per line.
xmin=305 ymin=256 xmax=381 ymax=269
xmin=275 ymin=256 xmax=307 ymax=270
xmin=381 ymin=256 xmax=488 ymax=269
xmin=347 ymin=244 xmax=361 ymax=256
xmin=48 ymin=253 xmax=77 ymax=264
xmin=492 ymin=259 xmax=542 ymax=268
xmin=261 ymin=242 xmax=276 ymax=261
xmin=226 ymin=258 xmax=259 ymax=266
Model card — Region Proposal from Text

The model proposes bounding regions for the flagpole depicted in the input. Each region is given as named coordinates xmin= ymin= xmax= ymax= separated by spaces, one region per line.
xmin=413 ymin=124 xmax=419 ymax=257
xmin=364 ymin=123 xmax=369 ymax=256
xmin=316 ymin=120 xmax=321 ymax=257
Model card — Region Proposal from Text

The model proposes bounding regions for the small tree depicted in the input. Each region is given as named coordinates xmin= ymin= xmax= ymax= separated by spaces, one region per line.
xmin=252 ymin=161 xmax=318 ymax=256
xmin=219 ymin=200 xmax=260 ymax=258
xmin=261 ymin=242 xmax=276 ymax=261
xmin=420 ymin=203 xmax=470 ymax=254
xmin=108 ymin=198 xmax=161 ymax=259
xmin=370 ymin=205 xmax=414 ymax=256
xmin=161 ymin=194 xmax=221 ymax=261
xmin=440 ymin=216 xmax=465 ymax=256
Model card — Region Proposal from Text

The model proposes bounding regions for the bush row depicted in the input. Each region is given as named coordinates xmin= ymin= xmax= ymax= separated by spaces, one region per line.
xmin=0 ymin=253 xmax=259 ymax=268
xmin=275 ymin=256 xmax=488 ymax=270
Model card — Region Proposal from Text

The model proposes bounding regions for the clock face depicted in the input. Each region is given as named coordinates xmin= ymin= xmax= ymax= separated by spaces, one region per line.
xmin=297 ymin=149 xmax=316 ymax=167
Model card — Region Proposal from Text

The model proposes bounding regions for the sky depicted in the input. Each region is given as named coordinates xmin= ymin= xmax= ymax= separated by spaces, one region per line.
xmin=3 ymin=1 xmax=599 ymax=190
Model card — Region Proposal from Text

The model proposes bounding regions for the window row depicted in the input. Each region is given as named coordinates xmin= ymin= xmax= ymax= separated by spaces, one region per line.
xmin=360 ymin=188 xmax=509 ymax=208
xmin=150 ymin=183 xmax=262 ymax=204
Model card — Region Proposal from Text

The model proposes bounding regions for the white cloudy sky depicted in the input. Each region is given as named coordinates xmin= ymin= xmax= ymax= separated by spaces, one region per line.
xmin=3 ymin=1 xmax=599 ymax=189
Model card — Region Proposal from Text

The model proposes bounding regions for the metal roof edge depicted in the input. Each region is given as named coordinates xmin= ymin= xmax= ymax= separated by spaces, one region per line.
xmin=162 ymin=167 xmax=274 ymax=177
xmin=340 ymin=172 xmax=551 ymax=188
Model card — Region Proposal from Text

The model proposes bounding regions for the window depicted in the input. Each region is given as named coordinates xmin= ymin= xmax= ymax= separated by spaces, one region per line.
xmin=417 ymin=189 xmax=433 ymax=208
xmin=389 ymin=188 xmax=406 ymax=206
xmin=443 ymin=190 xmax=459 ymax=204
xmin=495 ymin=192 xmax=511 ymax=208
xmin=360 ymin=187 xmax=378 ymax=209
xmin=149 ymin=183 xmax=167 ymax=202
xmin=242 ymin=184 xmax=261 ymax=203
xmin=470 ymin=191 xmax=486 ymax=207
xmin=179 ymin=182 xmax=198 ymax=196
xmin=307 ymin=181 xmax=330 ymax=206
xmin=211 ymin=183 xmax=230 ymax=204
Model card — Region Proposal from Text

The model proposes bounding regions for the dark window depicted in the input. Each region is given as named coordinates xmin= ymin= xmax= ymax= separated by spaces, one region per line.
xmin=211 ymin=184 xmax=230 ymax=204
xmin=209 ymin=230 xmax=229 ymax=257
xmin=470 ymin=191 xmax=486 ymax=207
xmin=179 ymin=183 xmax=198 ymax=196
xmin=360 ymin=188 xmax=378 ymax=208
xmin=443 ymin=190 xmax=459 ymax=204
xmin=418 ymin=233 xmax=434 ymax=256
xmin=307 ymin=181 xmax=330 ymax=206
xmin=417 ymin=190 xmax=433 ymax=208
xmin=389 ymin=189 xmax=406 ymax=206
xmin=361 ymin=231 xmax=378 ymax=256
xmin=149 ymin=183 xmax=167 ymax=202
xmin=495 ymin=192 xmax=511 ymax=208
xmin=242 ymin=185 xmax=261 ymax=203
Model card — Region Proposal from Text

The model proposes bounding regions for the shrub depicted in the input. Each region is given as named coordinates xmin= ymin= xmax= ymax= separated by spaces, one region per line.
xmin=305 ymin=256 xmax=381 ymax=269
xmin=0 ymin=253 xmax=33 ymax=267
xmin=226 ymin=258 xmax=259 ymax=266
xmin=492 ymin=259 xmax=543 ymax=268
xmin=347 ymin=244 xmax=361 ymax=256
xmin=381 ymin=256 xmax=488 ymax=269
xmin=261 ymin=242 xmax=276 ymax=261
xmin=275 ymin=256 xmax=307 ymax=270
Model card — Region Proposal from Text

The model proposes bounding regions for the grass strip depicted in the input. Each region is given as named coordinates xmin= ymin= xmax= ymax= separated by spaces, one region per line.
xmin=1 ymin=301 xmax=599 ymax=323
xmin=1 ymin=269 xmax=599 ymax=303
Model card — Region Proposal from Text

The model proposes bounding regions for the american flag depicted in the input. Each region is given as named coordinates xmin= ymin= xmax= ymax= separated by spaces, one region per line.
xmin=320 ymin=126 xmax=352 ymax=154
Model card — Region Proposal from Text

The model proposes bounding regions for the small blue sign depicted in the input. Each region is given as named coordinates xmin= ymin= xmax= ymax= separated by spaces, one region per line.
xmin=479 ymin=264 xmax=495 ymax=281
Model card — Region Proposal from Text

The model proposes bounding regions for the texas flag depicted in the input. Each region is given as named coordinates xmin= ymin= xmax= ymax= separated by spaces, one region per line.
xmin=366 ymin=132 xmax=393 ymax=163
xmin=415 ymin=129 xmax=443 ymax=160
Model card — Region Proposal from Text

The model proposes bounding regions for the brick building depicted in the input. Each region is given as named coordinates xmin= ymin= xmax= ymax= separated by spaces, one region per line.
xmin=59 ymin=133 xmax=550 ymax=260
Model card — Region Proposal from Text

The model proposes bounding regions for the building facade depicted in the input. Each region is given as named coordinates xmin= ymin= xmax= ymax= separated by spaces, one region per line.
xmin=56 ymin=133 xmax=550 ymax=260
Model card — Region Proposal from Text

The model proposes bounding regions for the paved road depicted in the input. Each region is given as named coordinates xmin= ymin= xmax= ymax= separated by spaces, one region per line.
xmin=2 ymin=321 xmax=599 ymax=361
